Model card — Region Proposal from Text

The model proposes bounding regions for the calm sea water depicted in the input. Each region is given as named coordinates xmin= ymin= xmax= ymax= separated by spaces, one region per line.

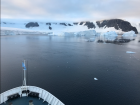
xmin=1 ymin=35 xmax=140 ymax=105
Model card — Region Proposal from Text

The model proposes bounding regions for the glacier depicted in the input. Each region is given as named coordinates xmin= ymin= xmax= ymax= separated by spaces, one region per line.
xmin=99 ymin=31 xmax=118 ymax=41
xmin=0 ymin=27 xmax=48 ymax=35
xmin=2 ymin=19 xmax=139 ymax=35
xmin=1 ymin=19 xmax=139 ymax=44
xmin=47 ymin=30 xmax=96 ymax=37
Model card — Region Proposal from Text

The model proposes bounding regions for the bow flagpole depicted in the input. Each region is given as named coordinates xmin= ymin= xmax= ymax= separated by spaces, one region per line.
xmin=22 ymin=60 xmax=27 ymax=86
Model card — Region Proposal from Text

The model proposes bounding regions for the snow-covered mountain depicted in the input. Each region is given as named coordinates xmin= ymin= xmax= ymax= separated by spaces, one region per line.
xmin=1 ymin=19 xmax=139 ymax=35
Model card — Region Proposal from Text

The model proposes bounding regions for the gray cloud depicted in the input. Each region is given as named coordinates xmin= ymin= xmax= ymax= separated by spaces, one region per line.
xmin=1 ymin=0 xmax=140 ymax=22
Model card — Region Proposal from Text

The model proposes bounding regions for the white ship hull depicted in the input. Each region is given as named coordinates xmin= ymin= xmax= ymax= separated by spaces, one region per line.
xmin=0 ymin=86 xmax=65 ymax=105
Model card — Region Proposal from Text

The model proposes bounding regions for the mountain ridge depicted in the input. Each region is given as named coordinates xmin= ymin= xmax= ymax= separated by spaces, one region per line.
xmin=1 ymin=19 xmax=139 ymax=34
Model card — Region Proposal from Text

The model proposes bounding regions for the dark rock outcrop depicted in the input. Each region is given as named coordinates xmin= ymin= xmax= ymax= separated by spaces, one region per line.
xmin=96 ymin=19 xmax=138 ymax=34
xmin=97 ymin=40 xmax=104 ymax=43
xmin=26 ymin=22 xmax=39 ymax=28
xmin=84 ymin=22 xmax=96 ymax=29
xmin=79 ymin=22 xmax=84 ymax=25
xmin=46 ymin=23 xmax=51 ymax=25
xmin=60 ymin=23 xmax=67 ymax=26
xmin=68 ymin=24 xmax=73 ymax=26
xmin=49 ymin=26 xmax=52 ymax=30
xmin=73 ymin=22 xmax=78 ymax=25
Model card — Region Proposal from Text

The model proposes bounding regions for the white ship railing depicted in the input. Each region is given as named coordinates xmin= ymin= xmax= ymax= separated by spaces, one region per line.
xmin=0 ymin=86 xmax=65 ymax=105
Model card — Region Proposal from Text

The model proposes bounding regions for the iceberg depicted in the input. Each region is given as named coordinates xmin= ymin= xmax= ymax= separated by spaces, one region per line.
xmin=94 ymin=78 xmax=98 ymax=80
xmin=126 ymin=51 xmax=136 ymax=54
xmin=122 ymin=31 xmax=137 ymax=40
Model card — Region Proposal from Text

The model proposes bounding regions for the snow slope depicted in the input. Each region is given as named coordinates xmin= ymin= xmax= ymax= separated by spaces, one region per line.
xmin=131 ymin=23 xmax=140 ymax=33
xmin=1 ymin=19 xmax=139 ymax=35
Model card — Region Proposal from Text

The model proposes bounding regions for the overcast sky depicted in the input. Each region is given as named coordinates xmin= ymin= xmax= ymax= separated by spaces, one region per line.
xmin=1 ymin=0 xmax=140 ymax=22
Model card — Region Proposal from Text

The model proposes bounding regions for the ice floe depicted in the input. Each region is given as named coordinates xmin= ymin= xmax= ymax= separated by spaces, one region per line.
xmin=94 ymin=78 xmax=98 ymax=80
xmin=126 ymin=51 xmax=136 ymax=54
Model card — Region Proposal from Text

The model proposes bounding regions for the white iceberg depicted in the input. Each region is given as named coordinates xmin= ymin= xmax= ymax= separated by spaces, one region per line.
xmin=122 ymin=31 xmax=137 ymax=40
xmin=94 ymin=78 xmax=98 ymax=80
xmin=126 ymin=51 xmax=136 ymax=54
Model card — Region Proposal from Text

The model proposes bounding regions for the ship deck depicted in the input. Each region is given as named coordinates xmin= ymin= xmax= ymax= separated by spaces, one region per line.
xmin=1 ymin=97 xmax=48 ymax=105
xmin=0 ymin=86 xmax=64 ymax=105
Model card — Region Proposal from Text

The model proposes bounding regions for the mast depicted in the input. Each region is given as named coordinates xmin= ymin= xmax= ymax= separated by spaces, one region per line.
xmin=22 ymin=60 xmax=27 ymax=86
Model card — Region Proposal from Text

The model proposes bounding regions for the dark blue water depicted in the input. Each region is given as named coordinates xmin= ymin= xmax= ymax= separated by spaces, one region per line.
xmin=1 ymin=35 xmax=140 ymax=105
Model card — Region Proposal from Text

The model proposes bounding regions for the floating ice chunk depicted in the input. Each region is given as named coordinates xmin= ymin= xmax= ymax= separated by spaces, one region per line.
xmin=122 ymin=31 xmax=136 ymax=37
xmin=126 ymin=51 xmax=136 ymax=54
xmin=122 ymin=31 xmax=136 ymax=40
xmin=94 ymin=78 xmax=98 ymax=80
